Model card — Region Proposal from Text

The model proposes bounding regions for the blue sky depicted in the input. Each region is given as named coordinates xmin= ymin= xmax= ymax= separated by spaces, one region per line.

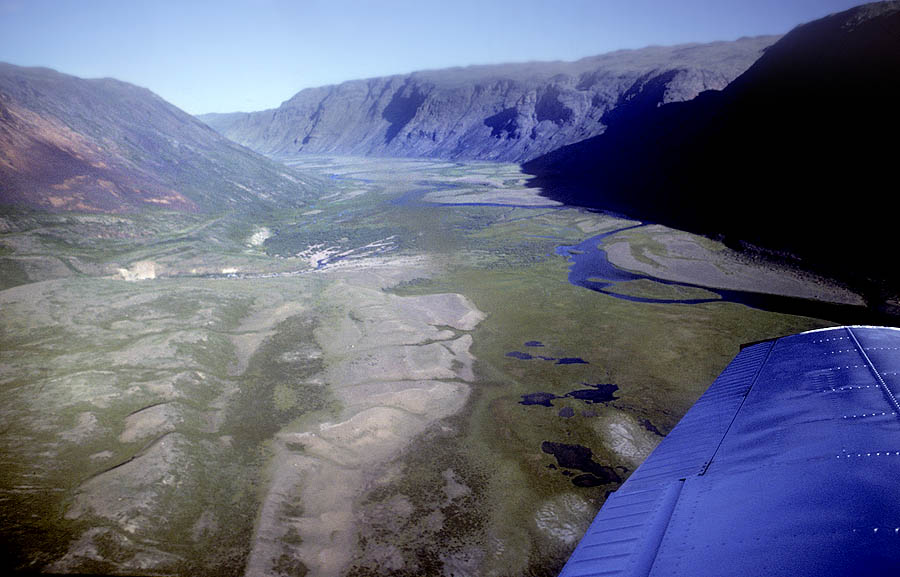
xmin=0 ymin=0 xmax=872 ymax=114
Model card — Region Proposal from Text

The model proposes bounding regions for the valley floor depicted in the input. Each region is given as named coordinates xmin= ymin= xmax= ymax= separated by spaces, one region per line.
xmin=0 ymin=157 xmax=854 ymax=576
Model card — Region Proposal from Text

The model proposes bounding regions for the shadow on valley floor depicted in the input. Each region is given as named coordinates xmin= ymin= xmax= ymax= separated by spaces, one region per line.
xmin=522 ymin=3 xmax=900 ymax=318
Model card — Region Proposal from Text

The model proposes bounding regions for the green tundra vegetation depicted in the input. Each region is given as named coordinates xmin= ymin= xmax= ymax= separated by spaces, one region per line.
xmin=1 ymin=157 xmax=841 ymax=576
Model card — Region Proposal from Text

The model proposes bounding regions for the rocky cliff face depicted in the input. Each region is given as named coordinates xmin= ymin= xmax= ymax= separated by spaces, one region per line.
xmin=200 ymin=37 xmax=776 ymax=162
xmin=0 ymin=63 xmax=315 ymax=213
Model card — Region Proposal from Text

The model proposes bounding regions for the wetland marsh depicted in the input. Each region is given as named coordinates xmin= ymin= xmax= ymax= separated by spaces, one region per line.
xmin=0 ymin=157 xmax=856 ymax=576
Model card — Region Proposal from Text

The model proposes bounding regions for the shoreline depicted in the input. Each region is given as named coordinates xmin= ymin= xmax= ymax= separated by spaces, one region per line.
xmin=601 ymin=224 xmax=865 ymax=307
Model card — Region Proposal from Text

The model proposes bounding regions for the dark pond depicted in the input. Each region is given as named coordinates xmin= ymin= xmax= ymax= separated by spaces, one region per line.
xmin=541 ymin=441 xmax=621 ymax=487
xmin=564 ymin=383 xmax=619 ymax=403
xmin=505 ymin=349 xmax=587 ymax=364
xmin=556 ymin=357 xmax=588 ymax=365
xmin=519 ymin=383 xmax=619 ymax=407
xmin=506 ymin=351 xmax=535 ymax=360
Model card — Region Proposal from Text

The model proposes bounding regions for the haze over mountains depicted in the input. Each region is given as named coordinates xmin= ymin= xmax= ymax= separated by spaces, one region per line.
xmin=199 ymin=37 xmax=775 ymax=162
xmin=0 ymin=63 xmax=314 ymax=213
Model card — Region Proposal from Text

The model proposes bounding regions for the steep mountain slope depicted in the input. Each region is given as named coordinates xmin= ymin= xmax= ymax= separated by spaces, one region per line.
xmin=523 ymin=1 xmax=900 ymax=301
xmin=199 ymin=37 xmax=775 ymax=162
xmin=0 ymin=63 xmax=314 ymax=213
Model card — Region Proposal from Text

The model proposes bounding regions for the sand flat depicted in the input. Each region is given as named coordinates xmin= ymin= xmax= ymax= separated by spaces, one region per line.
xmin=245 ymin=264 xmax=485 ymax=577
xmin=605 ymin=225 xmax=864 ymax=305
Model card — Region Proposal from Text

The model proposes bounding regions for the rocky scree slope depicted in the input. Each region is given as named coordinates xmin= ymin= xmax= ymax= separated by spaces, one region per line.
xmin=199 ymin=36 xmax=775 ymax=162
xmin=0 ymin=62 xmax=315 ymax=213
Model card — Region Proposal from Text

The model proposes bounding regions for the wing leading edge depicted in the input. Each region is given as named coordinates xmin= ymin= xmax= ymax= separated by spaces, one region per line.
xmin=560 ymin=325 xmax=900 ymax=577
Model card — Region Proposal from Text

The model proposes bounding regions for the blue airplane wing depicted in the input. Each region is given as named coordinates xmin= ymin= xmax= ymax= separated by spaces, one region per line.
xmin=560 ymin=325 xmax=900 ymax=577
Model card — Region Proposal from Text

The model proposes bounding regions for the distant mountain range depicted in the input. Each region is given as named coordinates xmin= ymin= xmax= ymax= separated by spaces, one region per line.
xmin=0 ymin=34 xmax=776 ymax=214
xmin=199 ymin=37 xmax=775 ymax=162
xmin=0 ymin=63 xmax=314 ymax=213
xmin=523 ymin=1 xmax=900 ymax=302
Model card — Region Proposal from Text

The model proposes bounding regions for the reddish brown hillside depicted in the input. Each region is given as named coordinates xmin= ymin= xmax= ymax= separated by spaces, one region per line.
xmin=0 ymin=92 xmax=195 ymax=212
xmin=0 ymin=63 xmax=313 ymax=213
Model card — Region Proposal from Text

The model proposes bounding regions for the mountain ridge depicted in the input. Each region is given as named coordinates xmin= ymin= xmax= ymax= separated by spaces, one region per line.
xmin=199 ymin=36 xmax=777 ymax=163
xmin=0 ymin=62 xmax=316 ymax=213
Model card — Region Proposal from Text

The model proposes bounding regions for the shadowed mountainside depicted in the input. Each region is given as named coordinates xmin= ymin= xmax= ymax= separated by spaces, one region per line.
xmin=199 ymin=37 xmax=776 ymax=162
xmin=523 ymin=1 xmax=900 ymax=306
xmin=0 ymin=63 xmax=316 ymax=213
